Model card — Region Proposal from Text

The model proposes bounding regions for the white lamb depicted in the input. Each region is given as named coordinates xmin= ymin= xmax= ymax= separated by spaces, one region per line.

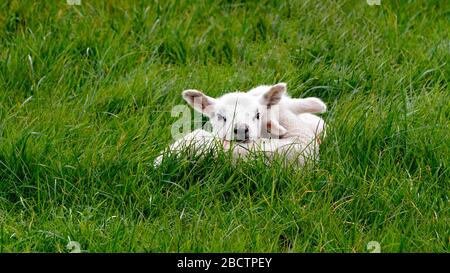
xmin=154 ymin=84 xmax=326 ymax=166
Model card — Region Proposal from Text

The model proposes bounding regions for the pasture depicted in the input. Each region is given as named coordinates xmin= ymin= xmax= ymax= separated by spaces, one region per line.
xmin=0 ymin=0 xmax=448 ymax=252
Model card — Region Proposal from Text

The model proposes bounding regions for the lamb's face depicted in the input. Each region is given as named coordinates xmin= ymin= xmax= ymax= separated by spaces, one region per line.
xmin=209 ymin=93 xmax=261 ymax=141
xmin=182 ymin=85 xmax=285 ymax=142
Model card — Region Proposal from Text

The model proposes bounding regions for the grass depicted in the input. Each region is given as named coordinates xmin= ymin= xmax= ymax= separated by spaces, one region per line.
xmin=0 ymin=0 xmax=449 ymax=252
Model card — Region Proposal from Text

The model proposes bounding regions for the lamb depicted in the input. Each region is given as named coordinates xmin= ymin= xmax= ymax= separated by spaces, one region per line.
xmin=154 ymin=84 xmax=326 ymax=167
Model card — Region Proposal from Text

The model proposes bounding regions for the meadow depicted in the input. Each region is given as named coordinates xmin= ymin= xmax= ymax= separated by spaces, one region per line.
xmin=0 ymin=0 xmax=449 ymax=252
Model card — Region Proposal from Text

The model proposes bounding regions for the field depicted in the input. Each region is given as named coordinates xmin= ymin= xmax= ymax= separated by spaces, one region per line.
xmin=0 ymin=0 xmax=449 ymax=252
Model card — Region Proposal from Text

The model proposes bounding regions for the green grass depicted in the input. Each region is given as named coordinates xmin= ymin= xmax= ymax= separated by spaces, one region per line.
xmin=0 ymin=0 xmax=449 ymax=252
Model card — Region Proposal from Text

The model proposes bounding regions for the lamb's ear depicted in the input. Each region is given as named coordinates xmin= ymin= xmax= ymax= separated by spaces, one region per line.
xmin=286 ymin=97 xmax=327 ymax=114
xmin=260 ymin=83 xmax=286 ymax=106
xmin=182 ymin=89 xmax=217 ymax=117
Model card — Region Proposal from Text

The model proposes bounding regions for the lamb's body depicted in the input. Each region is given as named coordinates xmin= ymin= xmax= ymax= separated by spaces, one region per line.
xmin=153 ymin=128 xmax=321 ymax=167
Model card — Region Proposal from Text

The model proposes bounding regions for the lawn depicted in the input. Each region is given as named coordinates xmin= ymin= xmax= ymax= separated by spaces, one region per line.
xmin=0 ymin=0 xmax=448 ymax=252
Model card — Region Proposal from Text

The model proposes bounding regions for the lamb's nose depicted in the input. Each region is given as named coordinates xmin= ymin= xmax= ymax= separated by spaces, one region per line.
xmin=233 ymin=124 xmax=249 ymax=138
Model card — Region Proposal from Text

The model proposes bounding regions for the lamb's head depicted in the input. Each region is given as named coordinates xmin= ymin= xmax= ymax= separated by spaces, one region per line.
xmin=182 ymin=86 xmax=285 ymax=142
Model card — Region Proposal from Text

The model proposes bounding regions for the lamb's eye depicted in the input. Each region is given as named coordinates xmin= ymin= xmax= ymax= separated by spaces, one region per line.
xmin=255 ymin=112 xmax=260 ymax=120
xmin=217 ymin=114 xmax=226 ymax=122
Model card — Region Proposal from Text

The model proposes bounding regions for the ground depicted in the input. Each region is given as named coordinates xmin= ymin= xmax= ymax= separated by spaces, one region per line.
xmin=0 ymin=0 xmax=449 ymax=252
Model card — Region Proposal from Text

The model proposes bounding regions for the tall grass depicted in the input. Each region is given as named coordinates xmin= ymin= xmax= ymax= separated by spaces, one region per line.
xmin=0 ymin=0 xmax=448 ymax=252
